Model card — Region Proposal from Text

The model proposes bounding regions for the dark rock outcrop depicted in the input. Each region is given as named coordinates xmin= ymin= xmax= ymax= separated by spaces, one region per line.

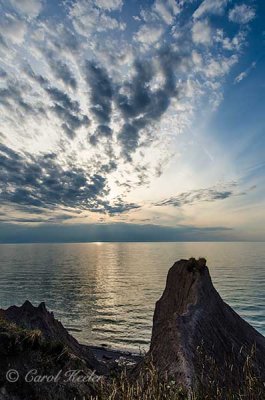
xmin=0 ymin=301 xmax=110 ymax=400
xmin=141 ymin=258 xmax=265 ymax=395
xmin=0 ymin=301 xmax=103 ymax=374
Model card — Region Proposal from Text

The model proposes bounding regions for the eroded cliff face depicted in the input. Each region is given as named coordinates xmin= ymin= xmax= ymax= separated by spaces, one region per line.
xmin=144 ymin=258 xmax=265 ymax=393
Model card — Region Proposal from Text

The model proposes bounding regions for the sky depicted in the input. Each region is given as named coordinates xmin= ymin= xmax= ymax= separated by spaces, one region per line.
xmin=0 ymin=0 xmax=264 ymax=243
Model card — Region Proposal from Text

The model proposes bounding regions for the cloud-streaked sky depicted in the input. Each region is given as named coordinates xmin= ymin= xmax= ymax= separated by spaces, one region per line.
xmin=0 ymin=0 xmax=264 ymax=242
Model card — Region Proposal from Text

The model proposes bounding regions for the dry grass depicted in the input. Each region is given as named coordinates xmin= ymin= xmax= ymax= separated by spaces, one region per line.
xmin=1 ymin=318 xmax=264 ymax=399
xmin=91 ymin=347 xmax=265 ymax=400
xmin=0 ymin=317 xmax=68 ymax=356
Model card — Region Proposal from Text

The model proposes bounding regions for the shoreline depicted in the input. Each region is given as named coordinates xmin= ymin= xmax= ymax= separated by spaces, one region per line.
xmin=87 ymin=344 xmax=143 ymax=368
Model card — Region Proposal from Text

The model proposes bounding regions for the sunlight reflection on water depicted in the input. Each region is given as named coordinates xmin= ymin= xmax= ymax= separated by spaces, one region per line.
xmin=0 ymin=242 xmax=264 ymax=351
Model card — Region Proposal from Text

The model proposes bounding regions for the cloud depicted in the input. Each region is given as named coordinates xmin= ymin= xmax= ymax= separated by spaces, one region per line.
xmin=95 ymin=200 xmax=140 ymax=215
xmin=84 ymin=61 xmax=113 ymax=125
xmin=0 ymin=78 xmax=46 ymax=117
xmin=10 ymin=0 xmax=43 ymax=17
xmin=45 ymin=86 xmax=89 ymax=139
xmin=0 ymin=32 xmax=8 ymax=49
xmin=134 ymin=25 xmax=164 ymax=46
xmin=89 ymin=125 xmax=113 ymax=146
xmin=193 ymin=0 xmax=228 ymax=19
xmin=82 ymin=49 xmax=180 ymax=161
xmin=0 ymin=0 xmax=258 ymax=226
xmin=204 ymin=54 xmax=238 ymax=78
xmin=0 ymin=222 xmax=234 ymax=243
xmin=45 ymin=86 xmax=79 ymax=112
xmin=192 ymin=20 xmax=212 ymax=45
xmin=234 ymin=61 xmax=256 ymax=84
xmin=0 ymin=144 xmax=140 ymax=216
xmin=139 ymin=0 xmax=181 ymax=26
xmin=0 ymin=66 xmax=7 ymax=77
xmin=153 ymin=0 xmax=181 ymax=25
xmin=155 ymin=183 xmax=244 ymax=207
xmin=214 ymin=29 xmax=246 ymax=52
xmin=116 ymin=51 xmax=180 ymax=160
xmin=117 ymin=124 xmax=140 ymax=160
xmin=0 ymin=13 xmax=27 ymax=44
xmin=0 ymin=214 xmax=76 ymax=224
xmin=229 ymin=4 xmax=255 ymax=24
xmin=0 ymin=144 xmax=107 ymax=210
xmin=42 ymin=49 xmax=77 ymax=90
xmin=69 ymin=0 xmax=125 ymax=37
xmin=45 ymin=24 xmax=81 ymax=53
xmin=94 ymin=0 xmax=123 ymax=11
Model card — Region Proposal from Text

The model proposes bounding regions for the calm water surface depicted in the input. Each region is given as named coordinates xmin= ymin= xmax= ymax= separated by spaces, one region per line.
xmin=0 ymin=242 xmax=264 ymax=351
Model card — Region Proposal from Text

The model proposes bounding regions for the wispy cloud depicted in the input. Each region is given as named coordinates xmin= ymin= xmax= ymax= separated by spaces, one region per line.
xmin=234 ymin=61 xmax=257 ymax=84
xmin=193 ymin=0 xmax=228 ymax=20
xmin=155 ymin=183 xmax=246 ymax=208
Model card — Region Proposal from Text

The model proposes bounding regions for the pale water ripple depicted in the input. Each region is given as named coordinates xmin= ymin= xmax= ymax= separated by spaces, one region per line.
xmin=0 ymin=242 xmax=264 ymax=351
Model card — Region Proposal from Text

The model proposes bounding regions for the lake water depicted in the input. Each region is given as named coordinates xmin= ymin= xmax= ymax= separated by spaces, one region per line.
xmin=0 ymin=242 xmax=264 ymax=351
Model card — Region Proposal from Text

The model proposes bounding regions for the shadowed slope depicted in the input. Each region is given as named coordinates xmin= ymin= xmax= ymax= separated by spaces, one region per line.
xmin=0 ymin=301 xmax=104 ymax=374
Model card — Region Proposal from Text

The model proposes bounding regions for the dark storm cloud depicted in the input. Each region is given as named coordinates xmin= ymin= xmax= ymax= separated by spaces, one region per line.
xmin=0 ymin=66 xmax=7 ymax=78
xmin=45 ymin=86 xmax=80 ymax=112
xmin=0 ymin=33 xmax=7 ymax=48
xmin=0 ymin=80 xmax=45 ymax=116
xmin=23 ymin=63 xmax=48 ymax=86
xmin=155 ymin=186 xmax=243 ymax=208
xmin=117 ymin=123 xmax=139 ymax=161
xmin=0 ymin=222 xmax=234 ymax=244
xmin=14 ymin=205 xmax=46 ymax=214
xmin=0 ymin=217 xmax=45 ymax=223
xmin=98 ymin=160 xmax=117 ymax=174
xmin=0 ymin=144 xmax=108 ymax=210
xmin=52 ymin=103 xmax=89 ymax=139
xmin=97 ymin=199 xmax=140 ymax=215
xmin=0 ymin=213 xmax=77 ymax=224
xmin=23 ymin=65 xmax=89 ymax=139
xmin=0 ymin=144 xmax=140 ymax=215
xmin=42 ymin=48 xmax=77 ymax=89
xmin=96 ymin=124 xmax=112 ymax=138
xmin=23 ymin=43 xmax=181 ymax=155
xmin=45 ymin=86 xmax=90 ymax=139
xmin=84 ymin=60 xmax=113 ymax=129
xmin=116 ymin=48 xmax=180 ymax=161
xmin=89 ymin=124 xmax=112 ymax=146
xmin=84 ymin=61 xmax=117 ymax=147
xmin=17 ymin=214 xmax=75 ymax=223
